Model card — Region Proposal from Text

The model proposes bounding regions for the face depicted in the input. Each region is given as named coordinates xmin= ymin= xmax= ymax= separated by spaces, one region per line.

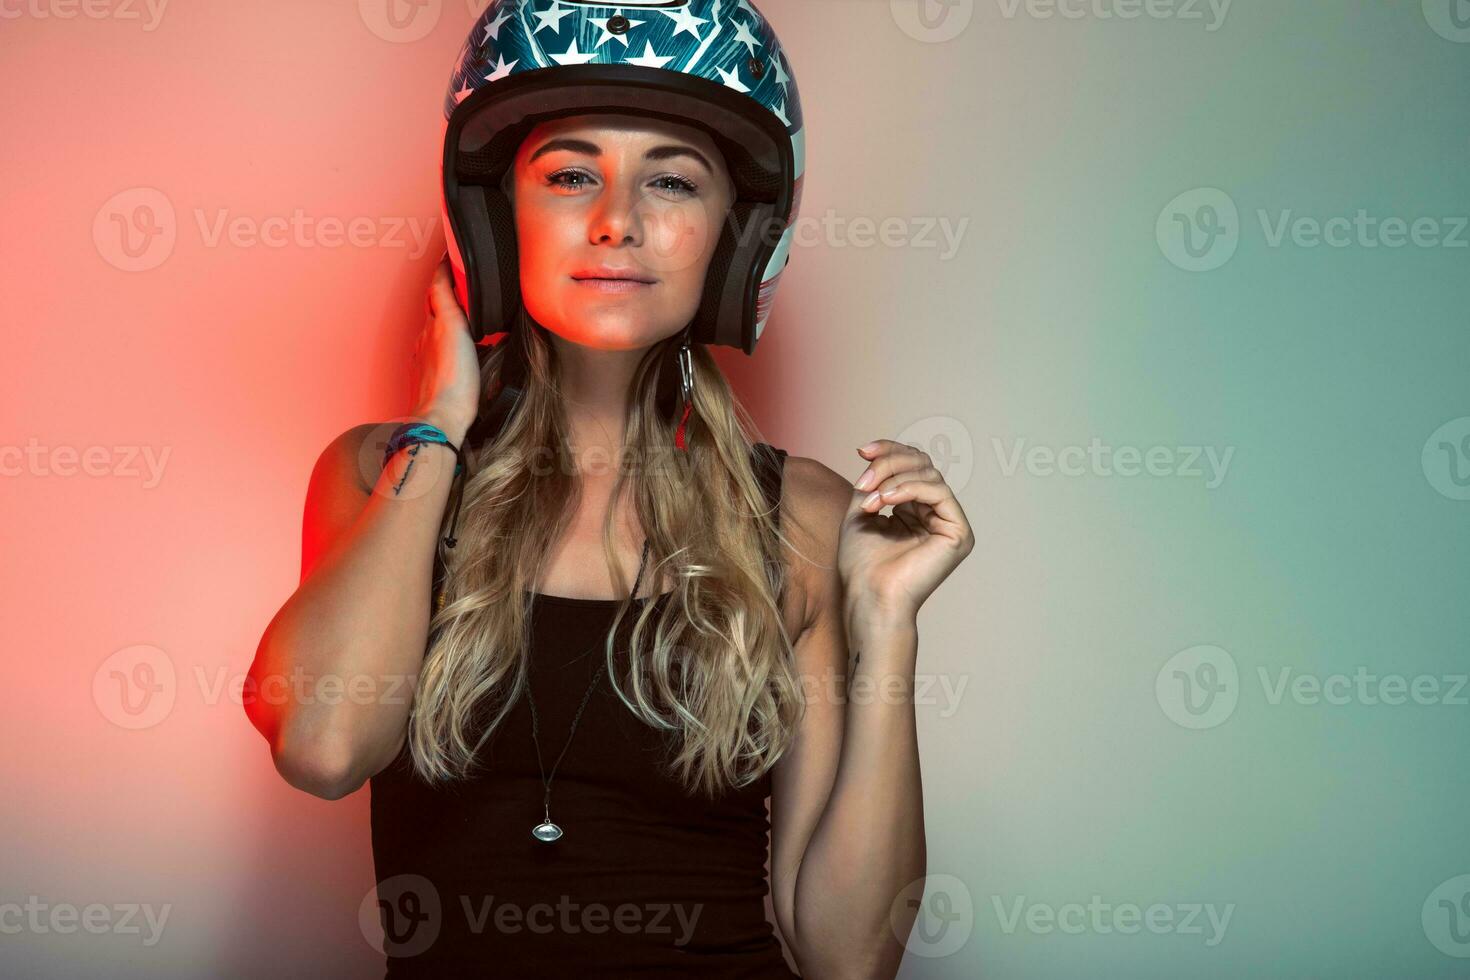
xmin=507 ymin=113 xmax=737 ymax=351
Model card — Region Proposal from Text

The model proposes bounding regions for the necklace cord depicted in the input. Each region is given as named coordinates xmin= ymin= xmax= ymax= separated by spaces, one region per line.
xmin=526 ymin=538 xmax=653 ymax=808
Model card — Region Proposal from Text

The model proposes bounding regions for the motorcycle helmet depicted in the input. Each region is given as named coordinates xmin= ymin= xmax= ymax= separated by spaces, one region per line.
xmin=439 ymin=0 xmax=805 ymax=357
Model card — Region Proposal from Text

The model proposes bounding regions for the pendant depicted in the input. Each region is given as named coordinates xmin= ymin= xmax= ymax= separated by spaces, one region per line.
xmin=532 ymin=821 xmax=563 ymax=843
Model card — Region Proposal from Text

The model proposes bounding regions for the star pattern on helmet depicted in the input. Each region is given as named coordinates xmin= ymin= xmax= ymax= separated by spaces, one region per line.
xmin=590 ymin=12 xmax=644 ymax=48
xmin=444 ymin=0 xmax=803 ymax=137
xmin=481 ymin=8 xmax=513 ymax=43
xmin=731 ymin=19 xmax=760 ymax=57
xmin=532 ymin=1 xmax=575 ymax=35
xmin=661 ymin=5 xmax=707 ymax=40
xmin=770 ymin=51 xmax=790 ymax=92
xmin=486 ymin=54 xmax=519 ymax=81
xmin=625 ymin=39 xmax=674 ymax=68
xmin=549 ymin=37 xmax=598 ymax=64
xmin=715 ymin=63 xmax=749 ymax=93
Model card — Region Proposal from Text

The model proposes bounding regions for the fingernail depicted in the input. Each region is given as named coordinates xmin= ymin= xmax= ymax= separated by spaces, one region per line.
xmin=854 ymin=468 xmax=876 ymax=491
xmin=863 ymin=491 xmax=881 ymax=508
xmin=859 ymin=441 xmax=880 ymax=453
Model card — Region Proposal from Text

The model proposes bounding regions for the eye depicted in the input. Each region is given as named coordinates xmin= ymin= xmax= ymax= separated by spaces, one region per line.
xmin=544 ymin=169 xmax=700 ymax=198
xmin=652 ymin=174 xmax=699 ymax=197
xmin=546 ymin=168 xmax=594 ymax=191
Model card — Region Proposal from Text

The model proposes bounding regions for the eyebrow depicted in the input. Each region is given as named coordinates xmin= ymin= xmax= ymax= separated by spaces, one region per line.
xmin=527 ymin=137 xmax=715 ymax=174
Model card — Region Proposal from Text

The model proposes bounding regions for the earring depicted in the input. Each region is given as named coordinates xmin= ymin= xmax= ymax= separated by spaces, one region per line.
xmin=674 ymin=325 xmax=694 ymax=452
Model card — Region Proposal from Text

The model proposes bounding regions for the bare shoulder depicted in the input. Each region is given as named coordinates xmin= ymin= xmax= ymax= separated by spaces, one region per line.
xmin=777 ymin=454 xmax=855 ymax=635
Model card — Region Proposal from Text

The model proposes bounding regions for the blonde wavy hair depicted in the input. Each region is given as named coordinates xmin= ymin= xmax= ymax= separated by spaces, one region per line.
xmin=406 ymin=310 xmax=808 ymax=799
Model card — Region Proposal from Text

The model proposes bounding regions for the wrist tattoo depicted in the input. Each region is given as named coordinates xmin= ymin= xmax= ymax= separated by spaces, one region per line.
xmin=390 ymin=443 xmax=422 ymax=497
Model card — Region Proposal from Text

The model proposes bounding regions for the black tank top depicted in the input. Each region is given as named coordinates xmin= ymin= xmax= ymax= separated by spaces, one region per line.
xmin=369 ymin=443 xmax=801 ymax=978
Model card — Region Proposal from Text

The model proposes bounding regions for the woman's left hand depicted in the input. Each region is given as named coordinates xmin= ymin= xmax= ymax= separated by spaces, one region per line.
xmin=837 ymin=439 xmax=975 ymax=623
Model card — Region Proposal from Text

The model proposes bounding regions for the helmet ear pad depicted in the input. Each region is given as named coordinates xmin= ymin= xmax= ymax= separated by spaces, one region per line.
xmin=452 ymin=121 xmax=533 ymax=339
xmin=461 ymin=183 xmax=521 ymax=334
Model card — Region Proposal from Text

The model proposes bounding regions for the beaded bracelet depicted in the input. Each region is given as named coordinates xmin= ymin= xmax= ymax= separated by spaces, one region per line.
xmin=381 ymin=422 xmax=464 ymax=477
xmin=382 ymin=421 xmax=470 ymax=557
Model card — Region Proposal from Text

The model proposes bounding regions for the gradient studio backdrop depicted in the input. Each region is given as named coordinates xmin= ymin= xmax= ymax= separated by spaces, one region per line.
xmin=3 ymin=1 xmax=1468 ymax=977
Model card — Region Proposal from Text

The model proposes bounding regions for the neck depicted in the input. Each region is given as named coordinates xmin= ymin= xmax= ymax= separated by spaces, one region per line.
xmin=548 ymin=332 xmax=653 ymax=474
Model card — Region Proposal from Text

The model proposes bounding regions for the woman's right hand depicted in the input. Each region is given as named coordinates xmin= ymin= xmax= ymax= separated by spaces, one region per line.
xmin=411 ymin=256 xmax=481 ymax=444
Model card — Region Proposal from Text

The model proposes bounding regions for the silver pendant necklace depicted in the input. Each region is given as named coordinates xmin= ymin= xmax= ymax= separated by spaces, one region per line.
xmin=525 ymin=538 xmax=651 ymax=843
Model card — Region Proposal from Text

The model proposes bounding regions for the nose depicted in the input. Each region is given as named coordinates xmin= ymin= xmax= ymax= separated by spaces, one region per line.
xmin=587 ymin=176 xmax=645 ymax=248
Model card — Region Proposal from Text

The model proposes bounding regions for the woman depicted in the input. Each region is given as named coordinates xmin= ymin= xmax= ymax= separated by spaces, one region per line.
xmin=247 ymin=2 xmax=974 ymax=977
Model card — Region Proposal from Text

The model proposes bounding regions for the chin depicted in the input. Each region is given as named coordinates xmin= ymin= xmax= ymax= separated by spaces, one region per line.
xmin=547 ymin=314 xmax=673 ymax=352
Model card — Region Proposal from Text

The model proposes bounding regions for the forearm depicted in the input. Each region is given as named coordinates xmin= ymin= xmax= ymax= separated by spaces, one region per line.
xmin=791 ymin=612 xmax=925 ymax=980
xmin=248 ymin=425 xmax=462 ymax=797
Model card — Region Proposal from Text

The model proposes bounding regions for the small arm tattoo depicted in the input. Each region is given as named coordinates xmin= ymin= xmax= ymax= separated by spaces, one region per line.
xmin=390 ymin=443 xmax=422 ymax=496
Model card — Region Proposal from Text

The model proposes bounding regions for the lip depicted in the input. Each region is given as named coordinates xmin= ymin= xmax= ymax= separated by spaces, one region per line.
xmin=570 ymin=267 xmax=658 ymax=284
xmin=572 ymin=277 xmax=654 ymax=294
